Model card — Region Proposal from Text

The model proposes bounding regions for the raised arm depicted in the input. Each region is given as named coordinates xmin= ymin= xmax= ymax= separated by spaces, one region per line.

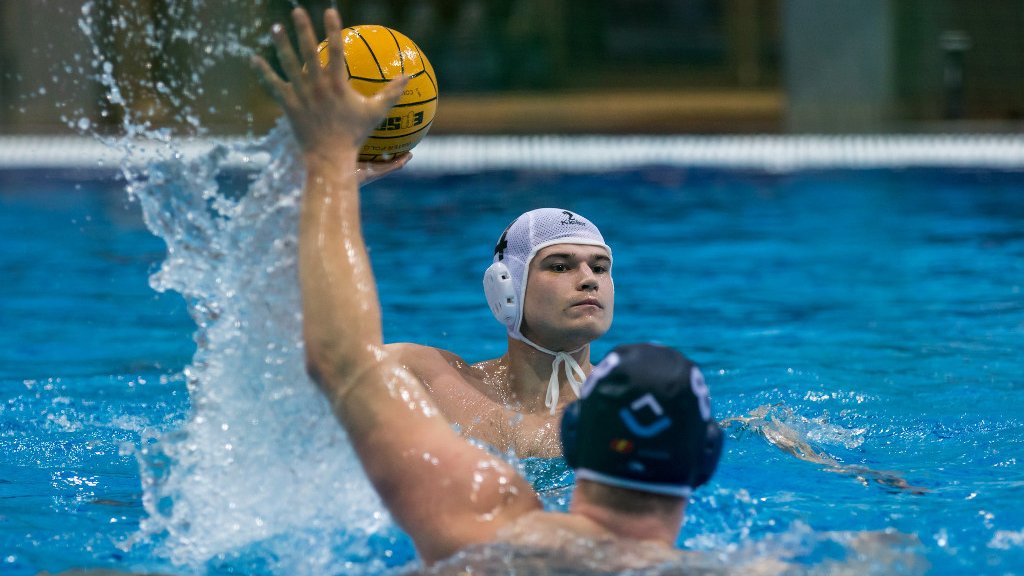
xmin=251 ymin=8 xmax=540 ymax=563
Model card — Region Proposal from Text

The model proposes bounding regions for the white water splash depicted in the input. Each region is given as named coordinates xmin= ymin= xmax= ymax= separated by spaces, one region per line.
xmin=122 ymin=123 xmax=409 ymax=573
xmin=69 ymin=1 xmax=417 ymax=570
xmin=990 ymin=528 xmax=1024 ymax=550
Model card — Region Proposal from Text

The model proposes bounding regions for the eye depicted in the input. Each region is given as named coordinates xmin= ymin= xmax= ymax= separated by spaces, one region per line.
xmin=592 ymin=263 xmax=610 ymax=274
xmin=551 ymin=263 xmax=569 ymax=272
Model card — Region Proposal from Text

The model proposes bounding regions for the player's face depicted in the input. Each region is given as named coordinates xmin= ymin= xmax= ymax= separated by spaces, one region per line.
xmin=520 ymin=244 xmax=614 ymax=350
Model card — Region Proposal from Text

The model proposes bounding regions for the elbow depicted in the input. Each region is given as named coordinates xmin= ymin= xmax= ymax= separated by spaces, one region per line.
xmin=302 ymin=336 xmax=341 ymax=390
xmin=304 ymin=354 xmax=328 ymax=387
xmin=304 ymin=348 xmax=338 ymax=401
xmin=303 ymin=342 xmax=382 ymax=397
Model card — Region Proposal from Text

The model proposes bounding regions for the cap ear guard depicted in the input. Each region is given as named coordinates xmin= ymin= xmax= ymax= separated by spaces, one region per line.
xmin=483 ymin=261 xmax=518 ymax=330
xmin=688 ymin=365 xmax=723 ymax=490
xmin=693 ymin=419 xmax=723 ymax=490
xmin=483 ymin=219 xmax=520 ymax=331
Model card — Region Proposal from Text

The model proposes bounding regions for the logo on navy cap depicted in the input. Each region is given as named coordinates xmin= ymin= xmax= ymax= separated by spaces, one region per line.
xmin=619 ymin=394 xmax=673 ymax=438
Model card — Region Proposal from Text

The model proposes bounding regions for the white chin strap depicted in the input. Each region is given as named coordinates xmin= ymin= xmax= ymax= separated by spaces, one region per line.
xmin=520 ymin=337 xmax=586 ymax=415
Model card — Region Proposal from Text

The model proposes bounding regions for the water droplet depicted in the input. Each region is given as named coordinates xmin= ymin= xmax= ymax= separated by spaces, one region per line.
xmin=77 ymin=117 xmax=91 ymax=131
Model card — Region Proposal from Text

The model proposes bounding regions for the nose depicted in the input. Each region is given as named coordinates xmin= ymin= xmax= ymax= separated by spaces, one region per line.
xmin=577 ymin=264 xmax=599 ymax=291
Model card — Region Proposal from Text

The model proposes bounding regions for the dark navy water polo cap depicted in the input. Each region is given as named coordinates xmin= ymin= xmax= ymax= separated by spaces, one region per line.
xmin=560 ymin=343 xmax=723 ymax=497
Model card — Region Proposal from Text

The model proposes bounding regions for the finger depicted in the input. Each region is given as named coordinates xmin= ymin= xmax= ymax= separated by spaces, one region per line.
xmin=324 ymin=8 xmax=347 ymax=90
xmin=250 ymin=55 xmax=277 ymax=84
xmin=368 ymin=75 xmax=411 ymax=117
xmin=250 ymin=55 xmax=291 ymax=103
xmin=292 ymin=7 xmax=320 ymax=81
xmin=392 ymin=152 xmax=413 ymax=169
xmin=355 ymin=153 xmax=412 ymax=185
xmin=271 ymin=22 xmax=304 ymax=89
xmin=375 ymin=152 xmax=412 ymax=173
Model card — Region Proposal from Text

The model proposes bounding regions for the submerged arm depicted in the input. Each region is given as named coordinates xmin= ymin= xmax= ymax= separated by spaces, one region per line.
xmin=253 ymin=8 xmax=540 ymax=563
xmin=725 ymin=404 xmax=927 ymax=494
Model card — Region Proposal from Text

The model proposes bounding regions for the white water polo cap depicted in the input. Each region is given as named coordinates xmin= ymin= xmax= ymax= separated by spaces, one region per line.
xmin=483 ymin=208 xmax=612 ymax=414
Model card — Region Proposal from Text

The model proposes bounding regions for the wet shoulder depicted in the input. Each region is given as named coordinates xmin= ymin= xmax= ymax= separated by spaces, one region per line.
xmin=385 ymin=343 xmax=483 ymax=384
xmin=386 ymin=342 xmax=468 ymax=368
xmin=384 ymin=343 xmax=504 ymax=422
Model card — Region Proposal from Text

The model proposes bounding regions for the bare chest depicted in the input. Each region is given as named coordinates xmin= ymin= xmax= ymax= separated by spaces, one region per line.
xmin=423 ymin=363 xmax=564 ymax=458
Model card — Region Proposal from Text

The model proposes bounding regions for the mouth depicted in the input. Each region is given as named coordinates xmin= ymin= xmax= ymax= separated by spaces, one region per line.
xmin=571 ymin=298 xmax=603 ymax=309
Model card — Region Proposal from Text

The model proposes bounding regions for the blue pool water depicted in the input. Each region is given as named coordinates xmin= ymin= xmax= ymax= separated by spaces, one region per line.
xmin=2 ymin=145 xmax=1023 ymax=574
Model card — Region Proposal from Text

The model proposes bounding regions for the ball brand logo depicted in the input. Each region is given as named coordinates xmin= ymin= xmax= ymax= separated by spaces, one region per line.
xmin=377 ymin=111 xmax=426 ymax=132
xmin=560 ymin=211 xmax=587 ymax=227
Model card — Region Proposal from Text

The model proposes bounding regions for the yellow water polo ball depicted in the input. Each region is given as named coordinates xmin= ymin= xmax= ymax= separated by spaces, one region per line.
xmin=316 ymin=25 xmax=438 ymax=162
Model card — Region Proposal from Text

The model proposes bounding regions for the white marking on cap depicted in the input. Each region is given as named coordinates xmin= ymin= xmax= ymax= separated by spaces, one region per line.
xmin=631 ymin=393 xmax=664 ymax=416
xmin=690 ymin=366 xmax=711 ymax=421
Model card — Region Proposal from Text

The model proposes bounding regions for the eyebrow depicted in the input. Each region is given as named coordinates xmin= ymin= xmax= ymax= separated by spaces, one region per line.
xmin=538 ymin=251 xmax=611 ymax=263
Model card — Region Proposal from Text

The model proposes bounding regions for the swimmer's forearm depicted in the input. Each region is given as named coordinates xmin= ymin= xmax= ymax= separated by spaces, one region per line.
xmin=255 ymin=6 xmax=409 ymax=393
xmin=299 ymin=157 xmax=384 ymax=393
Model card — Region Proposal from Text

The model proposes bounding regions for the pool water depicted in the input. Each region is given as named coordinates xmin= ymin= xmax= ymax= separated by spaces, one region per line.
xmin=1 ymin=142 xmax=1023 ymax=574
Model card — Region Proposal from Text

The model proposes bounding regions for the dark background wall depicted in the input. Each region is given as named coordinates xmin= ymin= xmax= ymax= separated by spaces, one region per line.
xmin=0 ymin=0 xmax=1021 ymax=135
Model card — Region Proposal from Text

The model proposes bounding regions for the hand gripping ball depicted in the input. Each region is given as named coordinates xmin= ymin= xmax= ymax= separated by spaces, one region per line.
xmin=316 ymin=25 xmax=438 ymax=161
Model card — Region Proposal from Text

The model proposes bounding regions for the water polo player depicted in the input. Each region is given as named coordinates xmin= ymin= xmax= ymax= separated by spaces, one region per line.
xmin=381 ymin=197 xmax=614 ymax=453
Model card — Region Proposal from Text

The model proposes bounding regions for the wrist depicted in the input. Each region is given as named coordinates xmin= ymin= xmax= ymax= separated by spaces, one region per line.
xmin=304 ymin=149 xmax=360 ymax=176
